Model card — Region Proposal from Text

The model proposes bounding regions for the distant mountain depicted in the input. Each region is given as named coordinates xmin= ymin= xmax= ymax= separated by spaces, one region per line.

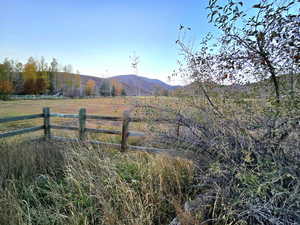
xmin=78 ymin=73 xmax=298 ymax=97
xmin=173 ymin=73 xmax=300 ymax=97
xmin=78 ymin=74 xmax=180 ymax=96
xmin=108 ymin=74 xmax=179 ymax=96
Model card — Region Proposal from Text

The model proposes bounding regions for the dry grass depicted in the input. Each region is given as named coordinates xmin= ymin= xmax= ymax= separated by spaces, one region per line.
xmin=0 ymin=97 xmax=131 ymax=132
xmin=0 ymin=97 xmax=181 ymax=146
xmin=3 ymin=95 xmax=297 ymax=224
xmin=0 ymin=96 xmax=177 ymax=119
xmin=0 ymin=138 xmax=196 ymax=225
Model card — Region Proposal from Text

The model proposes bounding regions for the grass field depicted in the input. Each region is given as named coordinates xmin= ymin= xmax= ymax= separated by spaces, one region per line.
xmin=0 ymin=97 xmax=133 ymax=118
xmin=1 ymin=95 xmax=299 ymax=224
xmin=0 ymin=97 xmax=176 ymax=145
xmin=0 ymin=97 xmax=198 ymax=225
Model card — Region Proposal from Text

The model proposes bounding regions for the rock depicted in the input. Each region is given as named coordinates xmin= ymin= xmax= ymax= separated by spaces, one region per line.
xmin=169 ymin=217 xmax=180 ymax=225
xmin=169 ymin=193 xmax=216 ymax=225
xmin=184 ymin=197 xmax=203 ymax=213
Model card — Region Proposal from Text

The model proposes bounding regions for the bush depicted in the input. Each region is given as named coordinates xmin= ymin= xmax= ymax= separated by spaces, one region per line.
xmin=139 ymin=98 xmax=300 ymax=225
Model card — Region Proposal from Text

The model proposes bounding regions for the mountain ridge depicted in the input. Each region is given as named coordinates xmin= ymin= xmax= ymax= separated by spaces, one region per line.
xmin=78 ymin=73 xmax=180 ymax=96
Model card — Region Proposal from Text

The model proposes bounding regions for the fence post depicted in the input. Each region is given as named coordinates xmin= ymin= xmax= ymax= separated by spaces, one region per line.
xmin=43 ymin=107 xmax=51 ymax=140
xmin=79 ymin=108 xmax=86 ymax=141
xmin=121 ymin=111 xmax=130 ymax=152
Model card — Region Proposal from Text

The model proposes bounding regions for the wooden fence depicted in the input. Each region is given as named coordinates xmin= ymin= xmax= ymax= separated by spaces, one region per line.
xmin=0 ymin=107 xmax=170 ymax=153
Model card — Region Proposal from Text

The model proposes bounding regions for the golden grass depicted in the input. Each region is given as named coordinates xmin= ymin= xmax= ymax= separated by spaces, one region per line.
xmin=0 ymin=97 xmax=182 ymax=145
xmin=0 ymin=97 xmax=130 ymax=131
xmin=0 ymin=139 xmax=196 ymax=225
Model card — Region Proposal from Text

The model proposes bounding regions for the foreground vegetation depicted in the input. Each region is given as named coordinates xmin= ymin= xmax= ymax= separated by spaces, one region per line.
xmin=0 ymin=139 xmax=196 ymax=225
xmin=1 ymin=92 xmax=299 ymax=224
xmin=145 ymin=96 xmax=300 ymax=224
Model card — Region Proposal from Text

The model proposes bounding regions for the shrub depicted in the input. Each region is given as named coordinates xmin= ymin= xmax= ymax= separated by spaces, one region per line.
xmin=138 ymin=97 xmax=300 ymax=224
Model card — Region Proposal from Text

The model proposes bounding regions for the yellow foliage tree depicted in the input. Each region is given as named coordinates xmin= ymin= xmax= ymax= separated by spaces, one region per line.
xmin=0 ymin=80 xmax=14 ymax=95
xmin=22 ymin=57 xmax=38 ymax=94
xmin=23 ymin=57 xmax=38 ymax=81
xmin=110 ymin=79 xmax=123 ymax=96
xmin=37 ymin=56 xmax=49 ymax=92
xmin=74 ymin=72 xmax=81 ymax=89
xmin=85 ymin=79 xmax=95 ymax=96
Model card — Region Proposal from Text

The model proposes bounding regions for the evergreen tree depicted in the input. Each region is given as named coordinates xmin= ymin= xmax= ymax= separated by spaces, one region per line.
xmin=99 ymin=80 xmax=111 ymax=96
xmin=121 ymin=88 xmax=127 ymax=96
xmin=111 ymin=85 xmax=116 ymax=97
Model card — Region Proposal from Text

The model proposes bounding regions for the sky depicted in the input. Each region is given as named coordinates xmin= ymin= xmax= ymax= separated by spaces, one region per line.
xmin=1 ymin=0 xmax=219 ymax=85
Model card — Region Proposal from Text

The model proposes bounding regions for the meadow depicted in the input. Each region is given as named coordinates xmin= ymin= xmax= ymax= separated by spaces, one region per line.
xmin=0 ymin=93 xmax=299 ymax=225
xmin=0 ymin=97 xmax=130 ymax=129
xmin=0 ymin=96 xmax=201 ymax=225
xmin=0 ymin=96 xmax=178 ymax=147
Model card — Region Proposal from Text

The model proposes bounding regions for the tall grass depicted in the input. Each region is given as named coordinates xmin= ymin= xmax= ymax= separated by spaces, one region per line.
xmin=0 ymin=138 xmax=196 ymax=225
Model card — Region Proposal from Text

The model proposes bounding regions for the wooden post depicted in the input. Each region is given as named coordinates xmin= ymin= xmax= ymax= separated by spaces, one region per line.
xmin=121 ymin=111 xmax=130 ymax=152
xmin=79 ymin=108 xmax=86 ymax=141
xmin=43 ymin=107 xmax=51 ymax=140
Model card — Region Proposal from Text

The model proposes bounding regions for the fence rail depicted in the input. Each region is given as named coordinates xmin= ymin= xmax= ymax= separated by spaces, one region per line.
xmin=0 ymin=107 xmax=169 ymax=153
xmin=0 ymin=114 xmax=44 ymax=123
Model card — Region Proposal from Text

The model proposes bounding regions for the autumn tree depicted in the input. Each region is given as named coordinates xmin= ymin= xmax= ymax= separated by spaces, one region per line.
xmin=0 ymin=81 xmax=14 ymax=100
xmin=22 ymin=56 xmax=48 ymax=95
xmin=85 ymin=79 xmax=96 ymax=96
xmin=1 ymin=58 xmax=22 ymax=93
xmin=176 ymin=0 xmax=299 ymax=111
xmin=36 ymin=56 xmax=48 ymax=94
xmin=23 ymin=57 xmax=38 ymax=94
xmin=110 ymin=79 xmax=124 ymax=96
xmin=0 ymin=62 xmax=14 ymax=99
xmin=35 ymin=78 xmax=47 ymax=94
xmin=205 ymin=0 xmax=299 ymax=103
xmin=23 ymin=57 xmax=38 ymax=81
xmin=169 ymin=2 xmax=300 ymax=225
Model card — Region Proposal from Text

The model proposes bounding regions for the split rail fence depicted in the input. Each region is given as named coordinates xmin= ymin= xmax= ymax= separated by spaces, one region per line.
xmin=0 ymin=107 xmax=173 ymax=153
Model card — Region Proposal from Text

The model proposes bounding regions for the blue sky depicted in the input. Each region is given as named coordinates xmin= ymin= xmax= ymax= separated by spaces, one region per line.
xmin=1 ymin=0 xmax=219 ymax=84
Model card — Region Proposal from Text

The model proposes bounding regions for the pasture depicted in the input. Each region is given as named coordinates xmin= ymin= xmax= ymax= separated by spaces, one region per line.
xmin=0 ymin=97 xmax=198 ymax=225
xmin=0 ymin=98 xmax=130 ymax=142
xmin=0 ymin=97 xmax=131 ymax=121
xmin=0 ymin=97 xmax=177 ymax=146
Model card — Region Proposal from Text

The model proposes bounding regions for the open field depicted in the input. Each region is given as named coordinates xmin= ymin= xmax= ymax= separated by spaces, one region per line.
xmin=0 ymin=94 xmax=299 ymax=225
xmin=0 ymin=96 xmax=175 ymax=121
xmin=0 ymin=97 xmax=178 ymax=146
xmin=0 ymin=97 xmax=197 ymax=225
xmin=0 ymin=97 xmax=132 ymax=118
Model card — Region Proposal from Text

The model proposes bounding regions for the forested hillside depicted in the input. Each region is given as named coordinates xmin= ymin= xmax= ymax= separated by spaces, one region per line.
xmin=0 ymin=57 xmax=177 ymax=99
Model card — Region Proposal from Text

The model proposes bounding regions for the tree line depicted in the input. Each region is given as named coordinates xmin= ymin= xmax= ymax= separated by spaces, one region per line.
xmin=0 ymin=57 xmax=126 ymax=99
